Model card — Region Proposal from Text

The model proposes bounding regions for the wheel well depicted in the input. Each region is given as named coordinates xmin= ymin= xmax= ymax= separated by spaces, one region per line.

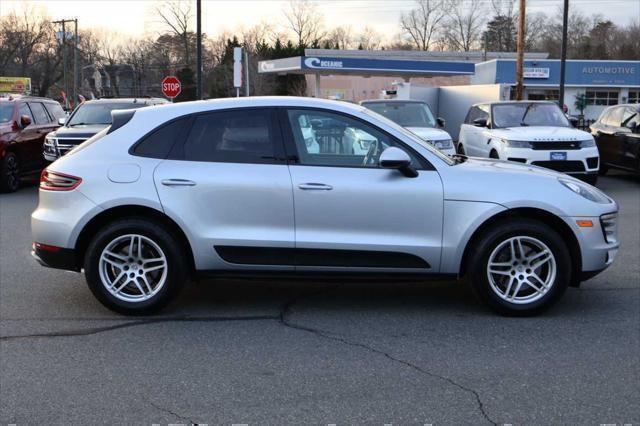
xmin=74 ymin=205 xmax=195 ymax=274
xmin=460 ymin=208 xmax=582 ymax=286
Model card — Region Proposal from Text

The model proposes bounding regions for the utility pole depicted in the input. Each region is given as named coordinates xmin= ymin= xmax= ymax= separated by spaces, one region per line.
xmin=73 ymin=19 xmax=78 ymax=104
xmin=53 ymin=18 xmax=79 ymax=109
xmin=196 ymin=0 xmax=203 ymax=100
xmin=558 ymin=0 xmax=569 ymax=109
xmin=515 ymin=0 xmax=526 ymax=101
xmin=244 ymin=50 xmax=250 ymax=96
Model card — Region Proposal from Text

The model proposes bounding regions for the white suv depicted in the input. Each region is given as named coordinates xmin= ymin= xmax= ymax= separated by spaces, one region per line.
xmin=458 ymin=101 xmax=600 ymax=184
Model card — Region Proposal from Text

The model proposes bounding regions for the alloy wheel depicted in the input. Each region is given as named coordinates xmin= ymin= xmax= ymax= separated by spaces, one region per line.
xmin=486 ymin=236 xmax=556 ymax=304
xmin=99 ymin=234 xmax=168 ymax=302
xmin=5 ymin=155 xmax=19 ymax=191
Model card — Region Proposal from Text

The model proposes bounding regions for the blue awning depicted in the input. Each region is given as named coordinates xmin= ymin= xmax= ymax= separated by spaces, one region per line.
xmin=259 ymin=56 xmax=474 ymax=77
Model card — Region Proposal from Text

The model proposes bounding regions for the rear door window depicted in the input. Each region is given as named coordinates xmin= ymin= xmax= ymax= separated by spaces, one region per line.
xmin=171 ymin=109 xmax=278 ymax=164
xmin=44 ymin=102 xmax=65 ymax=121
xmin=28 ymin=102 xmax=51 ymax=124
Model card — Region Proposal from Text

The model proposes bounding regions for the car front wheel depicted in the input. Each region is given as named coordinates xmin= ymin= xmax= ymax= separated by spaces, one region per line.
xmin=84 ymin=218 xmax=188 ymax=315
xmin=0 ymin=152 xmax=20 ymax=193
xmin=467 ymin=219 xmax=571 ymax=316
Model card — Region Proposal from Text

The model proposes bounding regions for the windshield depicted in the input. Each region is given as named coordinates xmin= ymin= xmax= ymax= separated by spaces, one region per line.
xmin=66 ymin=102 xmax=142 ymax=126
xmin=364 ymin=102 xmax=437 ymax=128
xmin=0 ymin=104 xmax=13 ymax=123
xmin=363 ymin=108 xmax=455 ymax=166
xmin=492 ymin=103 xmax=570 ymax=128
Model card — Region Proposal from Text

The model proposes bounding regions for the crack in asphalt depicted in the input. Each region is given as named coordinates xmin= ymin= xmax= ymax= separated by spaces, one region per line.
xmin=147 ymin=399 xmax=197 ymax=425
xmin=277 ymin=288 xmax=498 ymax=426
xmin=0 ymin=315 xmax=277 ymax=341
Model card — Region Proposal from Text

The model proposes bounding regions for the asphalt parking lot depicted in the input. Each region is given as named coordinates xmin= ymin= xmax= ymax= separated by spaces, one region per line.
xmin=1 ymin=172 xmax=638 ymax=425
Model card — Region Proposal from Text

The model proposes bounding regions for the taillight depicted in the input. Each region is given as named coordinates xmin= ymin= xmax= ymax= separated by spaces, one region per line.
xmin=40 ymin=170 xmax=82 ymax=191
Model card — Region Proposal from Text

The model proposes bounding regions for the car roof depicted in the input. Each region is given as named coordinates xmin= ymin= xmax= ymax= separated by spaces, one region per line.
xmin=360 ymin=99 xmax=427 ymax=104
xmin=84 ymin=97 xmax=167 ymax=104
xmin=471 ymin=100 xmax=556 ymax=107
xmin=0 ymin=94 xmax=59 ymax=103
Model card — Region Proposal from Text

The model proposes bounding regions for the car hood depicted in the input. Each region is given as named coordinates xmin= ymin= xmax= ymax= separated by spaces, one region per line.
xmin=406 ymin=127 xmax=451 ymax=141
xmin=489 ymin=126 xmax=591 ymax=141
xmin=0 ymin=123 xmax=13 ymax=137
xmin=51 ymin=124 xmax=108 ymax=139
xmin=439 ymin=156 xmax=615 ymax=216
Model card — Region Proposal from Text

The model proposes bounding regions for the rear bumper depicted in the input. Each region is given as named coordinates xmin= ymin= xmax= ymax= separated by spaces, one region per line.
xmin=31 ymin=245 xmax=80 ymax=272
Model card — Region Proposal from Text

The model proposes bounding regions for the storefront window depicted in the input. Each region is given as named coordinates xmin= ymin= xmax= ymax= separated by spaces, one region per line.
xmin=585 ymin=90 xmax=619 ymax=106
xmin=628 ymin=90 xmax=640 ymax=104
xmin=528 ymin=90 xmax=559 ymax=101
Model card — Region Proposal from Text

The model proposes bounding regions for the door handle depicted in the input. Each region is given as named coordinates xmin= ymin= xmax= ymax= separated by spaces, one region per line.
xmin=298 ymin=183 xmax=333 ymax=191
xmin=161 ymin=179 xmax=196 ymax=187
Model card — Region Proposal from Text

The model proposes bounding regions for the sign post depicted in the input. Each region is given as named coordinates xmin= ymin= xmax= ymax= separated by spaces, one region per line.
xmin=233 ymin=47 xmax=242 ymax=97
xmin=161 ymin=76 xmax=181 ymax=102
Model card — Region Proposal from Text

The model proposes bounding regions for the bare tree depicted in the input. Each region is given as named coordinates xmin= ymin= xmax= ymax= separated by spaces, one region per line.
xmin=442 ymin=0 xmax=486 ymax=51
xmin=327 ymin=26 xmax=353 ymax=49
xmin=283 ymin=0 xmax=325 ymax=46
xmin=156 ymin=0 xmax=194 ymax=67
xmin=357 ymin=26 xmax=382 ymax=50
xmin=400 ymin=0 xmax=450 ymax=50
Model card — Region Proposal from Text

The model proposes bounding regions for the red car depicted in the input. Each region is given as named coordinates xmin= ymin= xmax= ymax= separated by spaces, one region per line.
xmin=0 ymin=95 xmax=65 ymax=192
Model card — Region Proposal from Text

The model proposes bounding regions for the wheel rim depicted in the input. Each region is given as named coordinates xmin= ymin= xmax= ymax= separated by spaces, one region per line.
xmin=5 ymin=155 xmax=19 ymax=189
xmin=486 ymin=236 xmax=556 ymax=305
xmin=99 ymin=234 xmax=168 ymax=303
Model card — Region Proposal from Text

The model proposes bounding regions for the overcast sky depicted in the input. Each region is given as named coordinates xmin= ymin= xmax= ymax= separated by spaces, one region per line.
xmin=1 ymin=0 xmax=638 ymax=40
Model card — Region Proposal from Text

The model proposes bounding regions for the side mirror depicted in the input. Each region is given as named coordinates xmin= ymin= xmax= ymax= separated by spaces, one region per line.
xmin=436 ymin=117 xmax=445 ymax=128
xmin=58 ymin=117 xmax=66 ymax=126
xmin=379 ymin=147 xmax=418 ymax=178
xmin=473 ymin=117 xmax=488 ymax=128
xmin=19 ymin=115 xmax=32 ymax=128
xmin=568 ymin=116 xmax=579 ymax=128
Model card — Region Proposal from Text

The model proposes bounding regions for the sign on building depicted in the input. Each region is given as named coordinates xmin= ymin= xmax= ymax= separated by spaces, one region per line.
xmin=523 ymin=67 xmax=550 ymax=79
xmin=0 ymin=77 xmax=32 ymax=94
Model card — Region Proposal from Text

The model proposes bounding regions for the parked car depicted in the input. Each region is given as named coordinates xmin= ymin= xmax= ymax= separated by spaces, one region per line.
xmin=32 ymin=97 xmax=619 ymax=316
xmin=590 ymin=103 xmax=640 ymax=175
xmin=458 ymin=101 xmax=600 ymax=185
xmin=43 ymin=97 xmax=168 ymax=161
xmin=0 ymin=95 xmax=65 ymax=192
xmin=360 ymin=100 xmax=455 ymax=155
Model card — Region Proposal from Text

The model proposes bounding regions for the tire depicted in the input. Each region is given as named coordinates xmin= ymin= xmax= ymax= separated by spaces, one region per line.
xmin=598 ymin=163 xmax=608 ymax=176
xmin=582 ymin=174 xmax=598 ymax=186
xmin=457 ymin=143 xmax=466 ymax=155
xmin=0 ymin=152 xmax=20 ymax=193
xmin=489 ymin=150 xmax=499 ymax=159
xmin=466 ymin=219 xmax=571 ymax=316
xmin=84 ymin=218 xmax=188 ymax=315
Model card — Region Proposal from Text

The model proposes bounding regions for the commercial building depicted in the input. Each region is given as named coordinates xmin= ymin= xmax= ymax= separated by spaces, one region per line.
xmin=472 ymin=59 xmax=640 ymax=119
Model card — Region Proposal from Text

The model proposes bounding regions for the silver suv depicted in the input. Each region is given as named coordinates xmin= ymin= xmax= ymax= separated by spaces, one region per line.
xmin=32 ymin=97 xmax=619 ymax=316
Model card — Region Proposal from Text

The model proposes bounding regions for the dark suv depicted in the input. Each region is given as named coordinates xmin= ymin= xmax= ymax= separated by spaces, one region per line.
xmin=0 ymin=95 xmax=65 ymax=192
xmin=590 ymin=103 xmax=640 ymax=175
xmin=44 ymin=97 xmax=167 ymax=161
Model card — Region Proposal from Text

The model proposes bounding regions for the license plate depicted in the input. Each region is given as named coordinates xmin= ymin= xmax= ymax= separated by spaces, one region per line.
xmin=550 ymin=152 xmax=567 ymax=161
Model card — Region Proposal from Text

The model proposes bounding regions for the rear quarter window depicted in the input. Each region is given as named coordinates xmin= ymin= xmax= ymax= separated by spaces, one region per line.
xmin=44 ymin=102 xmax=65 ymax=120
xmin=131 ymin=117 xmax=189 ymax=159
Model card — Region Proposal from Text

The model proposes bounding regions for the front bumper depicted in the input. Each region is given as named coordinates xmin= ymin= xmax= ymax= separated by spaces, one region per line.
xmin=501 ymin=146 xmax=599 ymax=175
xmin=563 ymin=213 xmax=619 ymax=282
xmin=31 ymin=244 xmax=79 ymax=272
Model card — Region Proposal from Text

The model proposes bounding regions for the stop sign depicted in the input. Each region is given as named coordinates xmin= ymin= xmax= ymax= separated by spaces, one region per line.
xmin=161 ymin=76 xmax=181 ymax=99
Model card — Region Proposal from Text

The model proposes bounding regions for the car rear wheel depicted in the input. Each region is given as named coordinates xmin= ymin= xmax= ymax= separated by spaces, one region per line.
xmin=0 ymin=152 xmax=20 ymax=193
xmin=84 ymin=218 xmax=188 ymax=315
xmin=457 ymin=143 xmax=466 ymax=155
xmin=467 ymin=219 xmax=571 ymax=316
xmin=489 ymin=150 xmax=499 ymax=159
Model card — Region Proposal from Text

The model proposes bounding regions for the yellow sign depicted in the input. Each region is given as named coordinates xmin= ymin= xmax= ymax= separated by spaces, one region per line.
xmin=0 ymin=77 xmax=32 ymax=94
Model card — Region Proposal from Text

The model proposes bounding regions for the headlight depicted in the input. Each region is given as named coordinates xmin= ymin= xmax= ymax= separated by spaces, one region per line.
xmin=579 ymin=139 xmax=596 ymax=148
xmin=434 ymin=139 xmax=453 ymax=149
xmin=558 ymin=178 xmax=611 ymax=204
xmin=501 ymin=139 xmax=532 ymax=148
xmin=600 ymin=212 xmax=618 ymax=244
xmin=45 ymin=134 xmax=56 ymax=143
